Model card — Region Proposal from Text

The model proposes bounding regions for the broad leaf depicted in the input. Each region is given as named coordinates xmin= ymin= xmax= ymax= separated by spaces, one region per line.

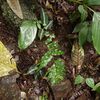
xmin=87 ymin=0 xmax=100 ymax=5
xmin=78 ymin=5 xmax=88 ymax=22
xmin=18 ymin=20 xmax=37 ymax=49
xmin=41 ymin=8 xmax=48 ymax=26
xmin=86 ymin=78 xmax=95 ymax=88
xmin=92 ymin=12 xmax=100 ymax=54
xmin=75 ymin=75 xmax=84 ymax=85
xmin=79 ymin=22 xmax=89 ymax=46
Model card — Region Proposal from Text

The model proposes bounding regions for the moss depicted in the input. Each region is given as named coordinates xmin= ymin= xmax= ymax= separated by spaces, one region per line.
xmin=1 ymin=0 xmax=35 ymax=27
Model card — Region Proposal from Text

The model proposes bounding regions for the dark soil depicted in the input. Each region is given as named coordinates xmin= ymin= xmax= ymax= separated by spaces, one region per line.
xmin=0 ymin=5 xmax=100 ymax=100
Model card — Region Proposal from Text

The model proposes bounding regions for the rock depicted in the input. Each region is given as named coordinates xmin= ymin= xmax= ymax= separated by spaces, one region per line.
xmin=0 ymin=73 xmax=21 ymax=100
xmin=52 ymin=79 xmax=72 ymax=99
xmin=1 ymin=0 xmax=35 ymax=27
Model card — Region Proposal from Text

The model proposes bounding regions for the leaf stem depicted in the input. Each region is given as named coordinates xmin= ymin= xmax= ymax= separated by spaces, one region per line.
xmin=85 ymin=5 xmax=95 ymax=13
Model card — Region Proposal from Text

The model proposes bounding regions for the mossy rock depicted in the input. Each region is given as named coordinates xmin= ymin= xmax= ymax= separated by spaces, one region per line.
xmin=1 ymin=0 xmax=35 ymax=27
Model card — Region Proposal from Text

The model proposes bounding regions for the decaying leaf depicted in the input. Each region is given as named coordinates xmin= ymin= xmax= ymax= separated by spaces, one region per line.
xmin=7 ymin=0 xmax=23 ymax=19
xmin=71 ymin=41 xmax=84 ymax=71
xmin=0 ymin=41 xmax=17 ymax=77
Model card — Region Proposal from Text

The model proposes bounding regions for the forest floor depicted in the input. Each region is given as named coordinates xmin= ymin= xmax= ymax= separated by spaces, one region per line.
xmin=0 ymin=8 xmax=100 ymax=100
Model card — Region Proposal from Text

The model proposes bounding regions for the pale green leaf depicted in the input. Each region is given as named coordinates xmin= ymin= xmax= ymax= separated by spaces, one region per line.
xmin=78 ymin=5 xmax=88 ymax=22
xmin=92 ymin=12 xmax=100 ymax=54
xmin=87 ymin=0 xmax=100 ymax=5
xmin=75 ymin=75 xmax=84 ymax=85
xmin=18 ymin=20 xmax=37 ymax=49
xmin=86 ymin=78 xmax=95 ymax=88
xmin=41 ymin=8 xmax=48 ymax=26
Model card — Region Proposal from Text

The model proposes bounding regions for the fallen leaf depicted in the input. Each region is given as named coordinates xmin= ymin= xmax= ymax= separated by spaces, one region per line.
xmin=71 ymin=41 xmax=84 ymax=72
xmin=7 ymin=0 xmax=23 ymax=19
xmin=0 ymin=41 xmax=17 ymax=77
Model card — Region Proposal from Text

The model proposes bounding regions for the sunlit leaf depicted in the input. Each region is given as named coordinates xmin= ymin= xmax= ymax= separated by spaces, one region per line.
xmin=86 ymin=78 xmax=95 ymax=88
xmin=7 ymin=0 xmax=23 ymax=19
xmin=87 ymin=0 xmax=100 ymax=5
xmin=18 ymin=20 xmax=37 ymax=50
xmin=75 ymin=75 xmax=85 ymax=85
xmin=41 ymin=8 xmax=49 ymax=26
xmin=92 ymin=12 xmax=100 ymax=54
xmin=78 ymin=5 xmax=88 ymax=22
xmin=0 ymin=41 xmax=17 ymax=77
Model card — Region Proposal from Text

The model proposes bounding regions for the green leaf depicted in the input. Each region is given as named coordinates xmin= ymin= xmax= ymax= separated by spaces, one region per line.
xmin=44 ymin=20 xmax=53 ymax=30
xmin=73 ymin=22 xmax=88 ymax=33
xmin=87 ymin=0 xmax=100 ymax=5
xmin=86 ymin=78 xmax=95 ymax=88
xmin=92 ymin=12 xmax=100 ymax=54
xmin=36 ymin=21 xmax=41 ymax=29
xmin=92 ymin=82 xmax=100 ymax=92
xmin=87 ymin=24 xmax=92 ymax=42
xmin=47 ymin=59 xmax=65 ymax=85
xmin=26 ymin=65 xmax=38 ymax=75
xmin=39 ymin=51 xmax=53 ymax=69
xmin=79 ymin=22 xmax=89 ymax=46
xmin=41 ymin=8 xmax=48 ymax=26
xmin=18 ymin=20 xmax=37 ymax=49
xmin=78 ymin=5 xmax=88 ymax=22
xmin=75 ymin=75 xmax=85 ymax=85
xmin=38 ymin=29 xmax=44 ymax=40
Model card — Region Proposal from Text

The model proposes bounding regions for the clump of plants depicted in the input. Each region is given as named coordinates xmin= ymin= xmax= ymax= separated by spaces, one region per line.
xmin=18 ymin=7 xmax=66 ymax=85
xmin=69 ymin=0 xmax=100 ymax=54
xmin=75 ymin=75 xmax=100 ymax=93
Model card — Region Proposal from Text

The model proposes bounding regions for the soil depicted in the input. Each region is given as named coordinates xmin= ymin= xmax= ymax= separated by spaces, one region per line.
xmin=0 ymin=3 xmax=100 ymax=100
